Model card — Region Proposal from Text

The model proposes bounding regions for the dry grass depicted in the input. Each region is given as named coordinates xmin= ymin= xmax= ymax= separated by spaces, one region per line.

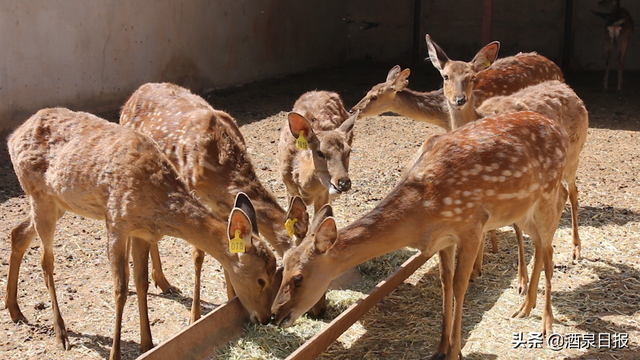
xmin=1 ymin=64 xmax=639 ymax=360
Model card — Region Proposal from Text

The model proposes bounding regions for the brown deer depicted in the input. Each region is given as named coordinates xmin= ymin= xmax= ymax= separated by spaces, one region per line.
xmin=592 ymin=0 xmax=635 ymax=92
xmin=426 ymin=35 xmax=589 ymax=279
xmin=120 ymin=82 xmax=309 ymax=322
xmin=272 ymin=111 xmax=570 ymax=360
xmin=6 ymin=108 xmax=278 ymax=360
xmin=277 ymin=90 xmax=358 ymax=317
xmin=279 ymin=91 xmax=358 ymax=211
xmin=351 ymin=52 xmax=563 ymax=257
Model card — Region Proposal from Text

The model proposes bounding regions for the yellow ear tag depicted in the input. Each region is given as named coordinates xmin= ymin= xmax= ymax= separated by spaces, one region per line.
xmin=482 ymin=57 xmax=491 ymax=69
xmin=296 ymin=131 xmax=309 ymax=150
xmin=229 ymin=229 xmax=246 ymax=253
xmin=284 ymin=218 xmax=298 ymax=237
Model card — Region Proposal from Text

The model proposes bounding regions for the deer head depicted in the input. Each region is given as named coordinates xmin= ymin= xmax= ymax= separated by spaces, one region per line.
xmin=225 ymin=193 xmax=279 ymax=325
xmin=426 ymin=34 xmax=500 ymax=112
xmin=286 ymin=111 xmax=357 ymax=195
xmin=271 ymin=204 xmax=336 ymax=327
xmin=351 ymin=65 xmax=411 ymax=118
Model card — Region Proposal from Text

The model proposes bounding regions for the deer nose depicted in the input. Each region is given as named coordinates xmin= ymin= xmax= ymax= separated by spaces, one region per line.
xmin=337 ymin=178 xmax=351 ymax=192
xmin=455 ymin=95 xmax=467 ymax=106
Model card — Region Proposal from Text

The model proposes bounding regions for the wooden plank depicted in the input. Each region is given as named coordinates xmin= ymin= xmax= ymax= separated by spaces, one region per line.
xmin=136 ymin=296 xmax=249 ymax=360
xmin=285 ymin=252 xmax=429 ymax=360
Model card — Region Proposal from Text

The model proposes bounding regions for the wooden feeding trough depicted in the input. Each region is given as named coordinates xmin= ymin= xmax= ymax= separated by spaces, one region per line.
xmin=137 ymin=252 xmax=428 ymax=360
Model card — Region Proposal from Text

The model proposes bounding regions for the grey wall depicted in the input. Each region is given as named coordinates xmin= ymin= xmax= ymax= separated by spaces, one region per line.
xmin=0 ymin=0 xmax=348 ymax=130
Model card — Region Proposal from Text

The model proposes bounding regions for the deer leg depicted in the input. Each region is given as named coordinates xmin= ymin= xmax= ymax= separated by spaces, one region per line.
xmin=514 ymin=224 xmax=528 ymax=295
xmin=567 ymin=180 xmax=581 ymax=260
xmin=470 ymin=234 xmax=485 ymax=280
xmin=603 ymin=36 xmax=614 ymax=91
xmin=541 ymin=240 xmax=555 ymax=337
xmin=446 ymin=234 xmax=482 ymax=360
xmin=490 ymin=229 xmax=498 ymax=253
xmin=224 ymin=270 xmax=236 ymax=299
xmin=190 ymin=247 xmax=205 ymax=323
xmin=432 ymin=246 xmax=455 ymax=360
xmin=149 ymin=243 xmax=179 ymax=294
xmin=33 ymin=201 xmax=69 ymax=350
xmin=5 ymin=216 xmax=37 ymax=323
xmin=616 ymin=34 xmax=631 ymax=93
xmin=131 ymin=238 xmax=154 ymax=353
xmin=108 ymin=231 xmax=130 ymax=360
xmin=512 ymin=237 xmax=542 ymax=318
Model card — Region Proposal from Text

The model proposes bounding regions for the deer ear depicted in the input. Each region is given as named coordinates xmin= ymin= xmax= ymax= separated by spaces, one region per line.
xmin=426 ymin=34 xmax=449 ymax=72
xmin=288 ymin=112 xmax=315 ymax=143
xmin=386 ymin=65 xmax=402 ymax=82
xmin=314 ymin=217 xmax=337 ymax=254
xmin=228 ymin=208 xmax=254 ymax=252
xmin=233 ymin=192 xmax=258 ymax=234
xmin=285 ymin=196 xmax=309 ymax=239
xmin=471 ymin=41 xmax=500 ymax=73
xmin=338 ymin=110 xmax=358 ymax=143
xmin=392 ymin=68 xmax=411 ymax=91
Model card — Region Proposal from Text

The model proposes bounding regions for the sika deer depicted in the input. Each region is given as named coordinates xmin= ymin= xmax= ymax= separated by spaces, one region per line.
xmin=351 ymin=52 xmax=563 ymax=131
xmin=427 ymin=35 xmax=588 ymax=273
xmin=6 ymin=108 xmax=278 ymax=360
xmin=592 ymin=0 xmax=635 ymax=92
xmin=278 ymin=91 xmax=357 ymax=211
xmin=120 ymin=82 xmax=308 ymax=322
xmin=272 ymin=111 xmax=570 ymax=360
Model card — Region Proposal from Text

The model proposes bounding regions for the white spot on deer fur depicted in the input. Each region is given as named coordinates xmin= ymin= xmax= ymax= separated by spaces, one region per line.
xmin=482 ymin=175 xmax=491 ymax=181
xmin=441 ymin=211 xmax=453 ymax=217
xmin=461 ymin=170 xmax=469 ymax=176
xmin=529 ymin=183 xmax=540 ymax=191
xmin=502 ymin=170 xmax=512 ymax=177
xmin=485 ymin=189 xmax=496 ymax=196
xmin=510 ymin=157 xmax=519 ymax=163
xmin=463 ymin=191 xmax=472 ymax=197
xmin=454 ymin=207 xmax=462 ymax=214
xmin=497 ymin=193 xmax=517 ymax=200
xmin=498 ymin=176 xmax=506 ymax=182
xmin=556 ymin=148 xmax=564 ymax=157
xmin=473 ymin=189 xmax=482 ymax=196
xmin=454 ymin=199 xmax=462 ymax=205
xmin=443 ymin=197 xmax=453 ymax=205
xmin=423 ymin=200 xmax=432 ymax=208
xmin=466 ymin=202 xmax=474 ymax=208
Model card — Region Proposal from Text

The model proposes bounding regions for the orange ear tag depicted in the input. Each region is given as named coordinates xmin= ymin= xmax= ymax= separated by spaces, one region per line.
xmin=284 ymin=218 xmax=298 ymax=237
xmin=296 ymin=131 xmax=309 ymax=150
xmin=229 ymin=229 xmax=246 ymax=253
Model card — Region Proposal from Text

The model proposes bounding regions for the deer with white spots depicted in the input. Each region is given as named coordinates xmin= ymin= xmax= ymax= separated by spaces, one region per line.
xmin=120 ymin=82 xmax=309 ymax=322
xmin=351 ymin=51 xmax=563 ymax=257
xmin=426 ymin=35 xmax=589 ymax=292
xmin=278 ymin=91 xmax=358 ymax=212
xmin=271 ymin=111 xmax=570 ymax=360
xmin=6 ymin=108 xmax=278 ymax=360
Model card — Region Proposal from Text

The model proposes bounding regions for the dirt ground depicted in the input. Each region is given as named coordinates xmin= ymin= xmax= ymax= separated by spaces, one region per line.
xmin=0 ymin=62 xmax=638 ymax=360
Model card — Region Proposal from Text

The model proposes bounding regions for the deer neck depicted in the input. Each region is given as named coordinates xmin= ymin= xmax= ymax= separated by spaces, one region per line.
xmin=244 ymin=189 xmax=292 ymax=257
xmin=395 ymin=89 xmax=451 ymax=131
xmin=448 ymin=102 xmax=479 ymax=131
xmin=325 ymin=185 xmax=428 ymax=277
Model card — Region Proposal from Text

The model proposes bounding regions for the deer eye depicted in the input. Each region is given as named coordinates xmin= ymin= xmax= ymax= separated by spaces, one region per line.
xmin=293 ymin=274 xmax=303 ymax=287
xmin=258 ymin=278 xmax=266 ymax=290
xmin=371 ymin=94 xmax=378 ymax=101
xmin=316 ymin=151 xmax=325 ymax=159
xmin=443 ymin=75 xmax=449 ymax=80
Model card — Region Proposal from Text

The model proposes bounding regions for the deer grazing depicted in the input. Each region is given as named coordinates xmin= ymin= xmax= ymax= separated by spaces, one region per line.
xmin=277 ymin=90 xmax=358 ymax=317
xmin=351 ymin=51 xmax=564 ymax=257
xmin=593 ymin=0 xmax=635 ymax=92
xmin=426 ymin=35 xmax=589 ymax=277
xmin=120 ymin=82 xmax=309 ymax=322
xmin=271 ymin=111 xmax=570 ymax=360
xmin=6 ymin=108 xmax=278 ymax=360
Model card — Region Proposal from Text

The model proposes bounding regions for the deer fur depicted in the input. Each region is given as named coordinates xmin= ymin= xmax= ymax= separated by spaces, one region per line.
xmin=6 ymin=108 xmax=278 ymax=360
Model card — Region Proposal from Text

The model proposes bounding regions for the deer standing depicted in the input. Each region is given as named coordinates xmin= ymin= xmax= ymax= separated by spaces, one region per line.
xmin=593 ymin=0 xmax=635 ymax=92
xmin=6 ymin=108 xmax=279 ymax=360
xmin=120 ymin=82 xmax=309 ymax=322
xmin=351 ymin=53 xmax=563 ymax=258
xmin=277 ymin=90 xmax=358 ymax=317
xmin=272 ymin=111 xmax=570 ymax=360
xmin=426 ymin=35 xmax=588 ymax=285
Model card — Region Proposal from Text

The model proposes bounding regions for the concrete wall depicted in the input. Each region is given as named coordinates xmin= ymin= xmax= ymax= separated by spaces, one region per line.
xmin=0 ymin=0 xmax=348 ymax=130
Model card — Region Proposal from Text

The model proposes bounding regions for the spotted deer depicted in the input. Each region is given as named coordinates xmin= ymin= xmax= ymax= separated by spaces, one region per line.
xmin=592 ymin=0 xmax=635 ymax=92
xmin=6 ymin=108 xmax=278 ymax=360
xmin=271 ymin=111 xmax=570 ymax=360
xmin=279 ymin=91 xmax=358 ymax=211
xmin=426 ymin=35 xmax=589 ymax=285
xmin=351 ymin=52 xmax=563 ymax=256
xmin=120 ymin=82 xmax=309 ymax=322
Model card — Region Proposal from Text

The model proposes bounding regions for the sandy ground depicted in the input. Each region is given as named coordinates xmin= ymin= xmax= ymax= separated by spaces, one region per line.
xmin=0 ymin=62 xmax=638 ymax=360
